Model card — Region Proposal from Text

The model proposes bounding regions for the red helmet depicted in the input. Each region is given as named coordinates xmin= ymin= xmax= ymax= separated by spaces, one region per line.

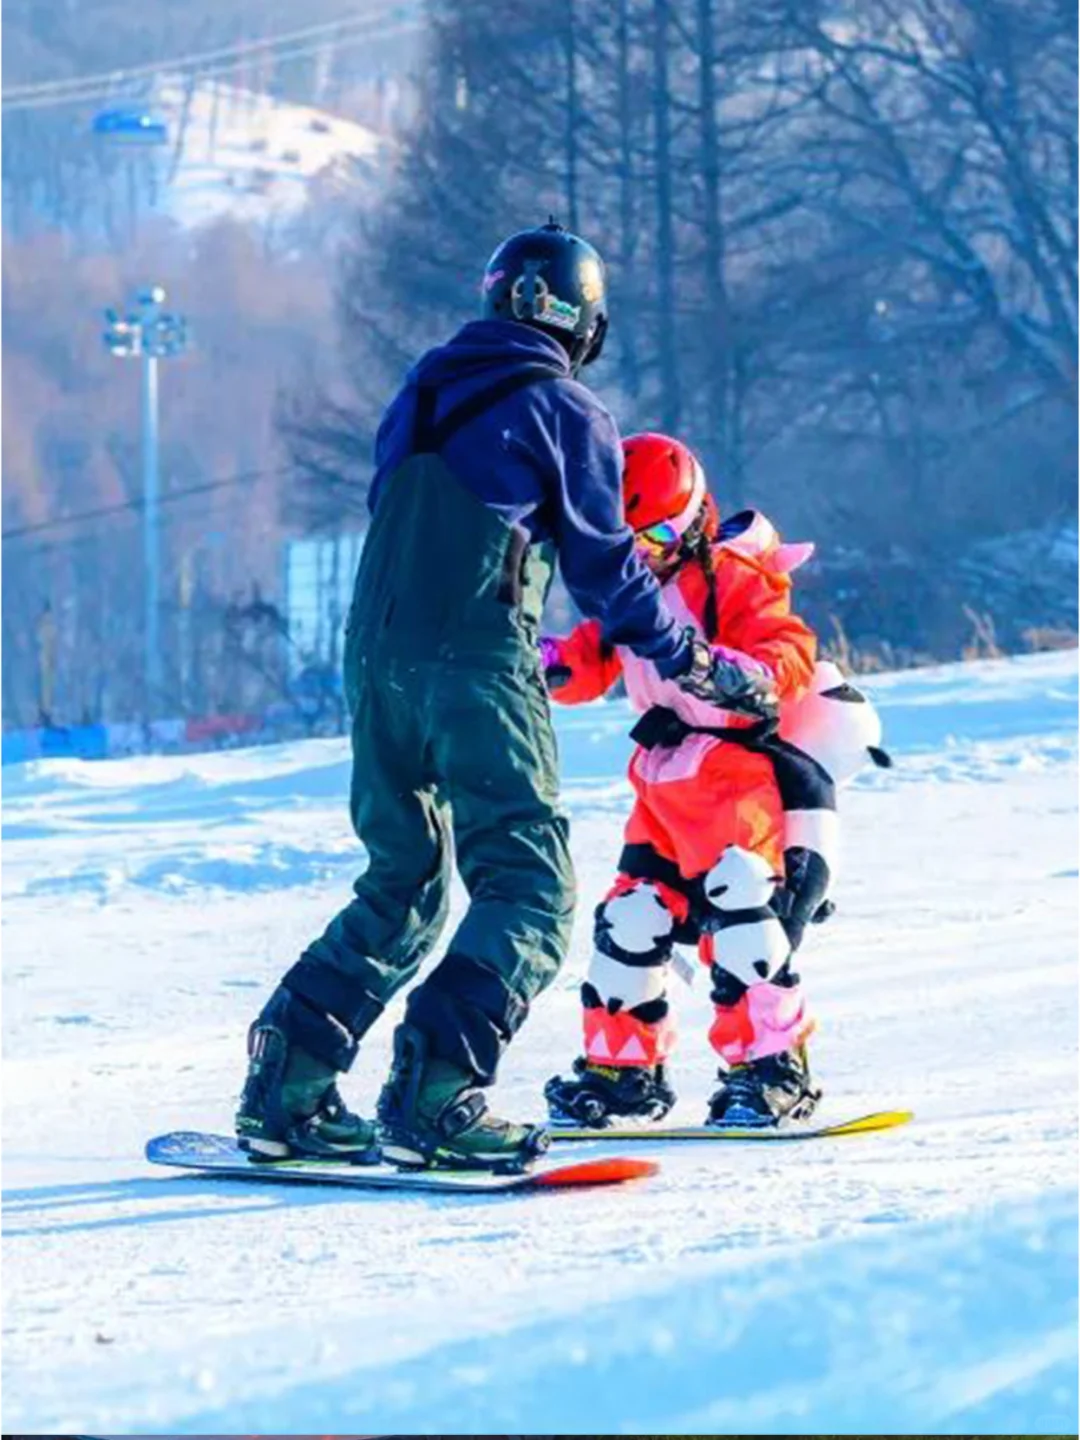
xmin=622 ymin=432 xmax=712 ymax=548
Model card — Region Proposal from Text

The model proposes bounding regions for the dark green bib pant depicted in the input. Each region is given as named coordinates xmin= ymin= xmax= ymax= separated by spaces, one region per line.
xmin=282 ymin=379 xmax=575 ymax=1084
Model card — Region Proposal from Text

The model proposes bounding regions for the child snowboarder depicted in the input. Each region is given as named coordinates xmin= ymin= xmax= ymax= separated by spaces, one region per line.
xmin=543 ymin=432 xmax=888 ymax=1128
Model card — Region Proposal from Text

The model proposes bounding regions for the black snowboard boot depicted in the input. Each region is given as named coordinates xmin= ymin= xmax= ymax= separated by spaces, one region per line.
xmin=545 ymin=1056 xmax=677 ymax=1128
xmin=706 ymin=1045 xmax=821 ymax=1129
xmin=376 ymin=1023 xmax=549 ymax=1172
xmin=235 ymin=995 xmax=379 ymax=1162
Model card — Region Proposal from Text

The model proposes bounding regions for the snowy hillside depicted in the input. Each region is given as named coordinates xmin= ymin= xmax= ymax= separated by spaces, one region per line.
xmin=3 ymin=649 xmax=1077 ymax=1433
xmin=136 ymin=75 xmax=390 ymax=232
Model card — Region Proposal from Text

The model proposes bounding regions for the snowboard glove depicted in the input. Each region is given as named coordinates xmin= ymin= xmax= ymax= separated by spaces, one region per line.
xmin=676 ymin=631 xmax=779 ymax=723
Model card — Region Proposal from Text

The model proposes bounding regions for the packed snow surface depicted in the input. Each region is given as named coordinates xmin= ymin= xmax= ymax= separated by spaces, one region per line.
xmin=3 ymin=649 xmax=1077 ymax=1433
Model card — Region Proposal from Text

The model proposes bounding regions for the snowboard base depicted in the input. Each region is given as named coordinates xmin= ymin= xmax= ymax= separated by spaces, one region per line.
xmin=145 ymin=1131 xmax=658 ymax=1193
xmin=550 ymin=1108 xmax=913 ymax=1143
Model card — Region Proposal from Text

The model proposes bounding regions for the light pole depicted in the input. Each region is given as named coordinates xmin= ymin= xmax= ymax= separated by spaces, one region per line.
xmin=103 ymin=286 xmax=188 ymax=715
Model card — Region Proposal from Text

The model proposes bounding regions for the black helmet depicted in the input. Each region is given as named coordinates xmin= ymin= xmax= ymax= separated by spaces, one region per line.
xmin=480 ymin=219 xmax=608 ymax=373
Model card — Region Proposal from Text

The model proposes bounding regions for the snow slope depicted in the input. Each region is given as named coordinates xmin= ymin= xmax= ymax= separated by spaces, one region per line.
xmin=150 ymin=75 xmax=389 ymax=232
xmin=3 ymin=649 xmax=1077 ymax=1433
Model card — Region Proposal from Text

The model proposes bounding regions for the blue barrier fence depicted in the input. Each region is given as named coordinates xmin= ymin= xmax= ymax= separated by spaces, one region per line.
xmin=1 ymin=705 xmax=342 ymax=766
xmin=3 ymin=724 xmax=110 ymax=765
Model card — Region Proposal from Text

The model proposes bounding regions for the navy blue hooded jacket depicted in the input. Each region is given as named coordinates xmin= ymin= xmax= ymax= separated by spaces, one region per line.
xmin=369 ymin=319 xmax=691 ymax=677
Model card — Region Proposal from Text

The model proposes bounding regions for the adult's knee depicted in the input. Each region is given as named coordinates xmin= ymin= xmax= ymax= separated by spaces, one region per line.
xmin=461 ymin=814 xmax=576 ymax=917
xmin=353 ymin=826 xmax=454 ymax=967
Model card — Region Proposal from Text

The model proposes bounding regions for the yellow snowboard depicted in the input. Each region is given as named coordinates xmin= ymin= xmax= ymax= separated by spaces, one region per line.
xmin=550 ymin=1108 xmax=914 ymax=1143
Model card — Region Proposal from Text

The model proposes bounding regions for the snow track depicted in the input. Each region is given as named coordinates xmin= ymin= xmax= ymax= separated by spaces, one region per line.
xmin=3 ymin=650 xmax=1077 ymax=1432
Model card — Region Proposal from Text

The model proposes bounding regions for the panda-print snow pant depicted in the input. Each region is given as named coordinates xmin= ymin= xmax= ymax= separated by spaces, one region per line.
xmin=581 ymin=737 xmax=813 ymax=1069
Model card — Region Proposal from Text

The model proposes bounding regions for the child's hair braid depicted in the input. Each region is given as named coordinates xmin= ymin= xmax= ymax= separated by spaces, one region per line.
xmin=694 ymin=530 xmax=720 ymax=641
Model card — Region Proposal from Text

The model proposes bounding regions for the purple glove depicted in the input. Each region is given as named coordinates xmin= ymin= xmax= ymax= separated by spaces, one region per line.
xmin=539 ymin=636 xmax=573 ymax=692
xmin=676 ymin=632 xmax=779 ymax=722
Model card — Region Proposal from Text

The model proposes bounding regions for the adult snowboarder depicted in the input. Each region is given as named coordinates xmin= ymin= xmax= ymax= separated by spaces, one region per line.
xmin=235 ymin=222 xmax=746 ymax=1170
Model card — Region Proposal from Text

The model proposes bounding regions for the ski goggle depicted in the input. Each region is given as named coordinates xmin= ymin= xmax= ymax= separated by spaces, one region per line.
xmin=637 ymin=518 xmax=685 ymax=551
xmin=630 ymin=457 xmax=708 ymax=555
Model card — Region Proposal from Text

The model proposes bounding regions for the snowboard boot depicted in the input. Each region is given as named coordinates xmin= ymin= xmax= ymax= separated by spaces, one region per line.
xmin=236 ymin=1013 xmax=379 ymax=1163
xmin=544 ymin=1056 xmax=677 ymax=1128
xmin=706 ymin=1044 xmax=822 ymax=1130
xmin=376 ymin=1023 xmax=549 ymax=1172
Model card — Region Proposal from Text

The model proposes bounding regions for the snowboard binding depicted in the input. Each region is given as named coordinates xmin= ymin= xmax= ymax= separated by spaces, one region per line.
xmin=545 ymin=1057 xmax=677 ymax=1128
xmin=706 ymin=1046 xmax=821 ymax=1129
xmin=377 ymin=1023 xmax=550 ymax=1172
xmin=235 ymin=999 xmax=379 ymax=1163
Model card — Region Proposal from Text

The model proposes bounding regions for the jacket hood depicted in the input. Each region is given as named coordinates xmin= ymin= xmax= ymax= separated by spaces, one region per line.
xmin=719 ymin=509 xmax=815 ymax=574
xmin=410 ymin=318 xmax=572 ymax=388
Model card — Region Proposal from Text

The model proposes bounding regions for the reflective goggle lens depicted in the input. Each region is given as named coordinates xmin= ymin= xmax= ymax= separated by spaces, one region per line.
xmin=638 ymin=519 xmax=683 ymax=549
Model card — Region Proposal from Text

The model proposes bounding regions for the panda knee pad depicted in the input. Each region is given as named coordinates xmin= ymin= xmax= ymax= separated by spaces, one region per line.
xmin=703 ymin=845 xmax=780 ymax=912
xmin=702 ymin=845 xmax=791 ymax=988
xmin=587 ymin=884 xmax=675 ymax=1011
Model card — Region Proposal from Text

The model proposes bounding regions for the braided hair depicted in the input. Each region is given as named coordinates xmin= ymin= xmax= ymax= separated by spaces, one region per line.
xmin=694 ymin=529 xmax=720 ymax=642
xmin=672 ymin=506 xmax=720 ymax=642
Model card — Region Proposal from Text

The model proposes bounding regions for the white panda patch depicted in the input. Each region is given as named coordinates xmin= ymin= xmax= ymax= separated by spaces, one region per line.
xmin=710 ymin=916 xmax=791 ymax=986
xmin=587 ymin=948 xmax=668 ymax=1009
xmin=703 ymin=846 xmax=782 ymax=912
xmin=600 ymin=884 xmax=675 ymax=954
